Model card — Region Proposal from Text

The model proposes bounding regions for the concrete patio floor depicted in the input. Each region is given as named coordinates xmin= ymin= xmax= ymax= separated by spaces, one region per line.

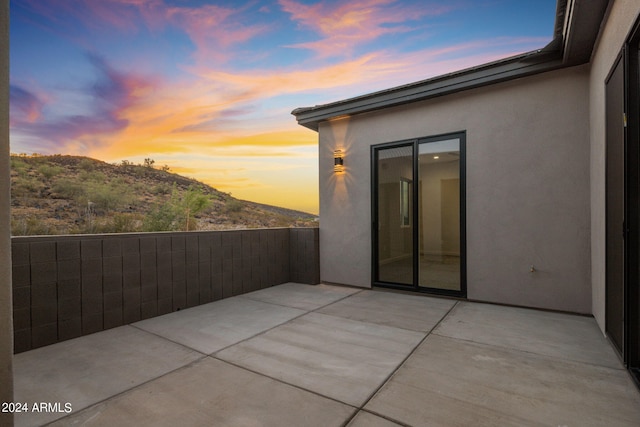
xmin=13 ymin=282 xmax=640 ymax=426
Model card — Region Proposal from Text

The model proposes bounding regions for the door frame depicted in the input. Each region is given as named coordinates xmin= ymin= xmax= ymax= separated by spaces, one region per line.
xmin=605 ymin=50 xmax=626 ymax=360
xmin=605 ymin=15 xmax=640 ymax=388
xmin=371 ymin=131 xmax=467 ymax=298
xmin=626 ymin=17 xmax=640 ymax=388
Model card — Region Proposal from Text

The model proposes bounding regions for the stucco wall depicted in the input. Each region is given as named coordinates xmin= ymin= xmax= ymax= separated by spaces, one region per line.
xmin=589 ymin=0 xmax=640 ymax=333
xmin=319 ymin=119 xmax=372 ymax=287
xmin=319 ymin=64 xmax=592 ymax=313
xmin=0 ymin=0 xmax=14 ymax=425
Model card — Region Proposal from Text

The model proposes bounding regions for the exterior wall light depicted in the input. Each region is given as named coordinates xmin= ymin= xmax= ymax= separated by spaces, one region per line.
xmin=334 ymin=149 xmax=344 ymax=173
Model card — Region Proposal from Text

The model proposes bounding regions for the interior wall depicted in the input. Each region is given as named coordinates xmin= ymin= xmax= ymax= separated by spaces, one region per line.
xmin=589 ymin=0 xmax=640 ymax=332
xmin=378 ymin=157 xmax=412 ymax=185
xmin=0 ymin=1 xmax=14 ymax=425
xmin=320 ymin=64 xmax=592 ymax=313
xmin=378 ymin=157 xmax=412 ymax=262
xmin=420 ymin=160 xmax=460 ymax=256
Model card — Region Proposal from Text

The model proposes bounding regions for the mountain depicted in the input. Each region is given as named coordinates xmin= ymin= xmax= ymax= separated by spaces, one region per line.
xmin=10 ymin=154 xmax=317 ymax=236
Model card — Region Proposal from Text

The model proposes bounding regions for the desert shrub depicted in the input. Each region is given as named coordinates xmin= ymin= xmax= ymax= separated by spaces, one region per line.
xmin=86 ymin=184 xmax=121 ymax=211
xmin=52 ymin=179 xmax=85 ymax=199
xmin=132 ymin=182 xmax=146 ymax=193
xmin=38 ymin=164 xmax=64 ymax=179
xmin=79 ymin=158 xmax=95 ymax=171
xmin=225 ymin=199 xmax=243 ymax=213
xmin=96 ymin=213 xmax=142 ymax=233
xmin=52 ymin=178 xmax=132 ymax=212
xmin=112 ymin=213 xmax=142 ymax=232
xmin=143 ymin=203 xmax=177 ymax=232
xmin=132 ymin=165 xmax=147 ymax=178
xmin=112 ymin=177 xmax=127 ymax=186
xmin=85 ymin=181 xmax=133 ymax=212
xmin=151 ymin=182 xmax=172 ymax=195
xmin=11 ymin=216 xmax=54 ymax=236
xmin=27 ymin=154 xmax=47 ymax=165
xmin=72 ymin=219 xmax=97 ymax=235
xmin=181 ymin=186 xmax=211 ymax=214
xmin=10 ymin=157 xmax=29 ymax=176
xmin=143 ymin=186 xmax=210 ymax=232
xmin=12 ymin=177 xmax=43 ymax=198
xmin=78 ymin=170 xmax=107 ymax=182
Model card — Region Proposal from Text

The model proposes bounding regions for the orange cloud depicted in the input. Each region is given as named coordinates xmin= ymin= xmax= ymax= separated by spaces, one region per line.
xmin=77 ymin=34 xmax=545 ymax=163
xmin=190 ymin=36 xmax=548 ymax=106
xmin=204 ymin=130 xmax=316 ymax=149
xmin=193 ymin=53 xmax=385 ymax=96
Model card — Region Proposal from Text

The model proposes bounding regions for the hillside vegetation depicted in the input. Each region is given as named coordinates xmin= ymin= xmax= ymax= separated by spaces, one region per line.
xmin=10 ymin=154 xmax=317 ymax=236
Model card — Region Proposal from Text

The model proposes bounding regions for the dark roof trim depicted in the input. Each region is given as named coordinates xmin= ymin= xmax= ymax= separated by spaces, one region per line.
xmin=554 ymin=0 xmax=568 ymax=41
xmin=292 ymin=51 xmax=564 ymax=131
xmin=561 ymin=0 xmax=608 ymax=65
xmin=292 ymin=0 xmax=609 ymax=132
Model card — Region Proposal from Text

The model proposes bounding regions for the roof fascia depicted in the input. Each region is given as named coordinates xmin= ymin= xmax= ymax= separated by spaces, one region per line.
xmin=561 ymin=0 xmax=610 ymax=65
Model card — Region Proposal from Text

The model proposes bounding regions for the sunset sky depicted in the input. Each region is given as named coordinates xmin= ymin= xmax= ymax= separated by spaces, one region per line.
xmin=9 ymin=0 xmax=556 ymax=214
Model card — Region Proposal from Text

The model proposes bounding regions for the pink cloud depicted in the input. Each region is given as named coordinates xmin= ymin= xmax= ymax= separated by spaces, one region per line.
xmin=18 ymin=0 xmax=165 ymax=34
xmin=189 ymin=34 xmax=548 ymax=108
xmin=279 ymin=0 xmax=450 ymax=57
xmin=166 ymin=4 xmax=270 ymax=64
xmin=20 ymin=0 xmax=268 ymax=63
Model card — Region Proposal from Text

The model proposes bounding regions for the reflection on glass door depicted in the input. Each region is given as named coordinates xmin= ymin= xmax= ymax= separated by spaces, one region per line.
xmin=376 ymin=144 xmax=414 ymax=285
xmin=418 ymin=138 xmax=461 ymax=292
xmin=373 ymin=133 xmax=465 ymax=296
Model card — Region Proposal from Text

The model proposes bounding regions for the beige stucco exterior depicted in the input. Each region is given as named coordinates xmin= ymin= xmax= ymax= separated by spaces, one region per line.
xmin=589 ymin=0 xmax=640 ymax=333
xmin=319 ymin=64 xmax=592 ymax=314
xmin=1 ymin=0 xmax=14 ymax=425
xmin=316 ymin=0 xmax=640 ymax=324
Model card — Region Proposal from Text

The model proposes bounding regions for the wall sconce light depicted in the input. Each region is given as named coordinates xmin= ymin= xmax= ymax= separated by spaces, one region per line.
xmin=334 ymin=149 xmax=344 ymax=173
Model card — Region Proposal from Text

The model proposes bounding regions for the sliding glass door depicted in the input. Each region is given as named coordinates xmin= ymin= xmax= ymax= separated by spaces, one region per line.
xmin=373 ymin=132 xmax=465 ymax=296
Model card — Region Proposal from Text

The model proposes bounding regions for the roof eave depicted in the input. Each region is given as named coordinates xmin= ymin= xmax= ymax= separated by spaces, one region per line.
xmin=293 ymin=50 xmax=563 ymax=131
xmin=560 ymin=0 xmax=609 ymax=65
xmin=292 ymin=0 xmax=609 ymax=132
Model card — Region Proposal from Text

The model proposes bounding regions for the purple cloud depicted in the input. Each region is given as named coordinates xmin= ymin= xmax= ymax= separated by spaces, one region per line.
xmin=10 ymin=54 xmax=156 ymax=153
xmin=10 ymin=85 xmax=45 ymax=125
